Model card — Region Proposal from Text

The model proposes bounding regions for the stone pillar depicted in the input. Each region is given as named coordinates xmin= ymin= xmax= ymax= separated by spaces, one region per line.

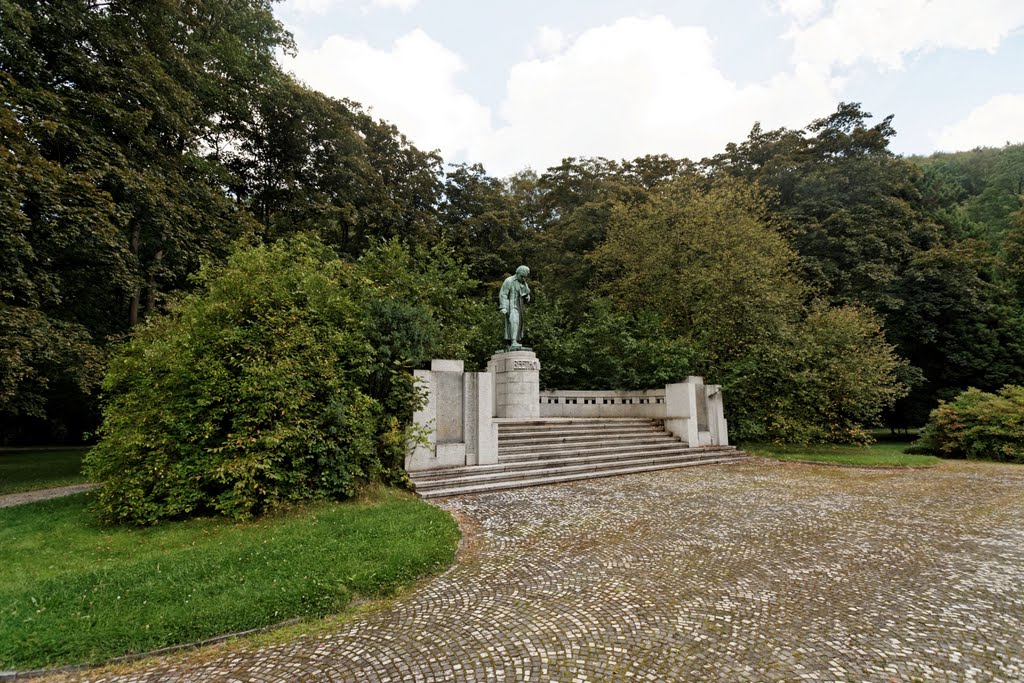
xmin=464 ymin=371 xmax=498 ymax=465
xmin=664 ymin=381 xmax=699 ymax=447
xmin=705 ymin=384 xmax=729 ymax=446
xmin=476 ymin=371 xmax=498 ymax=464
xmin=487 ymin=350 xmax=540 ymax=419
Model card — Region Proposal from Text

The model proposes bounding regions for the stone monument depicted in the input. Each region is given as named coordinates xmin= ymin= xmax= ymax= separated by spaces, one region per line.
xmin=490 ymin=264 xmax=540 ymax=418
xmin=499 ymin=265 xmax=531 ymax=351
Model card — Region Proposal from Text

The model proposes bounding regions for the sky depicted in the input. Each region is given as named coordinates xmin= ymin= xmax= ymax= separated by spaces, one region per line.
xmin=273 ymin=0 xmax=1024 ymax=177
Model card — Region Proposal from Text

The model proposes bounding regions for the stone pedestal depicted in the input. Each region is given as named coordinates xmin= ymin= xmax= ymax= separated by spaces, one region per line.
xmin=487 ymin=350 xmax=540 ymax=419
xmin=406 ymin=359 xmax=497 ymax=472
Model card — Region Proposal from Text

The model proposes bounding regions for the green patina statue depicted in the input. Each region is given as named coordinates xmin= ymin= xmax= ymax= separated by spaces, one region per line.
xmin=499 ymin=265 xmax=531 ymax=350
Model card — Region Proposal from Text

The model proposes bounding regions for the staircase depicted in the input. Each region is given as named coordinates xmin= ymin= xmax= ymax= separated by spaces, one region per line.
xmin=410 ymin=418 xmax=746 ymax=499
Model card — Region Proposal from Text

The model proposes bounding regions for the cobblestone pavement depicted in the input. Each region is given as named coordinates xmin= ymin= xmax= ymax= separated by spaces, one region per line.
xmin=60 ymin=460 xmax=1024 ymax=682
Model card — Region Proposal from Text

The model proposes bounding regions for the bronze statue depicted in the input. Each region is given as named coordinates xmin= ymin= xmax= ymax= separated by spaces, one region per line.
xmin=499 ymin=265 xmax=531 ymax=350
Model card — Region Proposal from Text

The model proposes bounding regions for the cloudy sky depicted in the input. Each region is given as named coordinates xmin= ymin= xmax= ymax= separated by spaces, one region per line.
xmin=274 ymin=0 xmax=1024 ymax=177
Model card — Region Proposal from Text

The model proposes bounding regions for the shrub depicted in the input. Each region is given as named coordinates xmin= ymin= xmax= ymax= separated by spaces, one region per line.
xmin=83 ymin=236 xmax=464 ymax=524
xmin=913 ymin=385 xmax=1024 ymax=462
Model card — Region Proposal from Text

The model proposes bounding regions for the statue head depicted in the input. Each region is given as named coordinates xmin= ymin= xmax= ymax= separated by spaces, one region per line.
xmin=515 ymin=265 xmax=530 ymax=281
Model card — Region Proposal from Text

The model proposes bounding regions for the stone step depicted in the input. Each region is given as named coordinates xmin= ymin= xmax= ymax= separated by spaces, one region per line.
xmin=412 ymin=446 xmax=737 ymax=483
xmin=499 ymin=426 xmax=666 ymax=442
xmin=415 ymin=456 xmax=747 ymax=499
xmin=412 ymin=448 xmax=739 ymax=490
xmin=497 ymin=436 xmax=679 ymax=450
xmin=499 ymin=439 xmax=704 ymax=461
xmin=500 ymin=425 xmax=661 ymax=438
xmin=410 ymin=417 xmax=739 ymax=499
xmin=499 ymin=417 xmax=659 ymax=425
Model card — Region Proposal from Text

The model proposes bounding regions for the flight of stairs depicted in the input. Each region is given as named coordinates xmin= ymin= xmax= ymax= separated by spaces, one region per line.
xmin=410 ymin=418 xmax=746 ymax=499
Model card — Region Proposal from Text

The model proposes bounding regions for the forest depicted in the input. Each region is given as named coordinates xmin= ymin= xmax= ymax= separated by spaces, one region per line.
xmin=3 ymin=0 xmax=1023 ymax=447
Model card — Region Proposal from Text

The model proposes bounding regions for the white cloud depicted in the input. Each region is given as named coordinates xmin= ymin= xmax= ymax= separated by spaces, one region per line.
xmin=282 ymin=16 xmax=842 ymax=176
xmin=283 ymin=30 xmax=491 ymax=158
xmin=474 ymin=16 xmax=838 ymax=175
xmin=937 ymin=93 xmax=1024 ymax=150
xmin=369 ymin=0 xmax=418 ymax=11
xmin=788 ymin=0 xmax=1024 ymax=71
xmin=281 ymin=0 xmax=339 ymax=14
xmin=280 ymin=0 xmax=416 ymax=15
xmin=772 ymin=0 xmax=824 ymax=24
xmin=528 ymin=26 xmax=568 ymax=59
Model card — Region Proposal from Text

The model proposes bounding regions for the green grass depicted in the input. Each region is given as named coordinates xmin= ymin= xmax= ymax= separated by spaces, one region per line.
xmin=0 ymin=488 xmax=460 ymax=671
xmin=0 ymin=447 xmax=89 ymax=495
xmin=743 ymin=440 xmax=941 ymax=468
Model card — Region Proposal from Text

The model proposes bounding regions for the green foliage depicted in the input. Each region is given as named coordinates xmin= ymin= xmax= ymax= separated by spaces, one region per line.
xmin=745 ymin=441 xmax=940 ymax=467
xmin=706 ymin=103 xmax=931 ymax=312
xmin=596 ymin=176 xmax=804 ymax=366
xmin=439 ymin=163 xmax=526 ymax=285
xmin=592 ymin=175 xmax=906 ymax=443
xmin=914 ymin=386 xmax=1024 ymax=463
xmin=0 ymin=489 xmax=459 ymax=670
xmin=529 ymin=297 xmax=696 ymax=391
xmin=0 ymin=447 xmax=87 ymax=494
xmin=354 ymin=239 xmax=487 ymax=364
xmin=734 ymin=305 xmax=908 ymax=444
xmin=1 ymin=1 xmax=448 ymax=444
xmin=0 ymin=306 xmax=105 ymax=443
xmin=83 ymin=236 xmax=473 ymax=524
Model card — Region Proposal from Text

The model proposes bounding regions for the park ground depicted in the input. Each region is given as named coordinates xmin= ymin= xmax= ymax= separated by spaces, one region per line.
xmin=24 ymin=457 xmax=1024 ymax=682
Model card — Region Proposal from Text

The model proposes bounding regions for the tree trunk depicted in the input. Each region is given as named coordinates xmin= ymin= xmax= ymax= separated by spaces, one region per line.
xmin=146 ymin=249 xmax=165 ymax=316
xmin=129 ymin=227 xmax=141 ymax=326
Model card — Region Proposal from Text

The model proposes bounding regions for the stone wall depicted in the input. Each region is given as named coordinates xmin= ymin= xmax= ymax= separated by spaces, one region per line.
xmin=405 ymin=360 xmax=497 ymax=472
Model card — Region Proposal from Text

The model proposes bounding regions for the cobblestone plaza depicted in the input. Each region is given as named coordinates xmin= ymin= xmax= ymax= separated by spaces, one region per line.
xmin=58 ymin=459 xmax=1023 ymax=682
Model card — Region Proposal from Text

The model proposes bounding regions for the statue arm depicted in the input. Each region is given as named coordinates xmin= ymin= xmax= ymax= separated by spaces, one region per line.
xmin=499 ymin=279 xmax=511 ymax=313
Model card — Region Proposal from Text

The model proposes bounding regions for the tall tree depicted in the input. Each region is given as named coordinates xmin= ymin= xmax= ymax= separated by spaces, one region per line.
xmin=439 ymin=163 xmax=524 ymax=286
xmin=0 ymin=0 xmax=289 ymax=440
xmin=705 ymin=103 xmax=933 ymax=311
xmin=594 ymin=175 xmax=906 ymax=442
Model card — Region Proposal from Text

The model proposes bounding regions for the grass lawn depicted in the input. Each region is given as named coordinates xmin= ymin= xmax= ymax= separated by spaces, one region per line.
xmin=0 ymin=447 xmax=89 ymax=495
xmin=0 ymin=487 xmax=460 ymax=671
xmin=743 ymin=440 xmax=942 ymax=468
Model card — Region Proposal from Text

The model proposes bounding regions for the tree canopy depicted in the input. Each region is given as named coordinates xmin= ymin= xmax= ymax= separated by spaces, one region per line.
xmin=2 ymin=1 xmax=1022 ymax=455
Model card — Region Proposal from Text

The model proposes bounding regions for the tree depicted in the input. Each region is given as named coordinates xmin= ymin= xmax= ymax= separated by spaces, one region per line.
xmin=438 ymin=163 xmax=525 ymax=286
xmin=705 ymin=103 xmax=934 ymax=312
xmin=594 ymin=175 xmax=907 ymax=442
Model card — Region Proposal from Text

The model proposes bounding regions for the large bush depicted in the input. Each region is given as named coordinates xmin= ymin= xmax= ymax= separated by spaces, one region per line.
xmin=913 ymin=385 xmax=1024 ymax=462
xmin=84 ymin=237 xmax=472 ymax=524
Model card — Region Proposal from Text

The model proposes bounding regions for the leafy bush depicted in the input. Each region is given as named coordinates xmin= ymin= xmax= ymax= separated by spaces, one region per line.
xmin=530 ymin=297 xmax=696 ymax=391
xmin=84 ymin=236 xmax=470 ymax=524
xmin=913 ymin=385 xmax=1024 ymax=462
xmin=728 ymin=304 xmax=908 ymax=444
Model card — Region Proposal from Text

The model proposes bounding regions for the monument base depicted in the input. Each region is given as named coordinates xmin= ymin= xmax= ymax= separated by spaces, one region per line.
xmin=487 ymin=350 xmax=540 ymax=419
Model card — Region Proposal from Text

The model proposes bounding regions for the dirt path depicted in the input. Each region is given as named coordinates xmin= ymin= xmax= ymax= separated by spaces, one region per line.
xmin=0 ymin=483 xmax=97 ymax=509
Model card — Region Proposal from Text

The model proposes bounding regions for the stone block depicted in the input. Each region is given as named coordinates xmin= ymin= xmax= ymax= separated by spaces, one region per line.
xmin=431 ymin=359 xmax=465 ymax=372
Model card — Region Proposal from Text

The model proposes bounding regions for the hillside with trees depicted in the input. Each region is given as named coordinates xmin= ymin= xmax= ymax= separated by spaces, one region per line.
xmin=2 ymin=0 xmax=1022 ymax=452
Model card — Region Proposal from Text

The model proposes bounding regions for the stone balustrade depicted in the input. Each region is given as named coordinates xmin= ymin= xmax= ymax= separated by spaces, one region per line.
xmin=539 ymin=389 xmax=666 ymax=418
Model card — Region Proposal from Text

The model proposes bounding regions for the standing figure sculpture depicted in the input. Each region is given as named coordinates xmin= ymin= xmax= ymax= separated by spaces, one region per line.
xmin=499 ymin=265 xmax=531 ymax=350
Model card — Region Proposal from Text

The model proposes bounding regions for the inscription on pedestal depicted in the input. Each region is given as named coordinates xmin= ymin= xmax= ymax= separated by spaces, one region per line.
xmin=513 ymin=359 xmax=539 ymax=370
